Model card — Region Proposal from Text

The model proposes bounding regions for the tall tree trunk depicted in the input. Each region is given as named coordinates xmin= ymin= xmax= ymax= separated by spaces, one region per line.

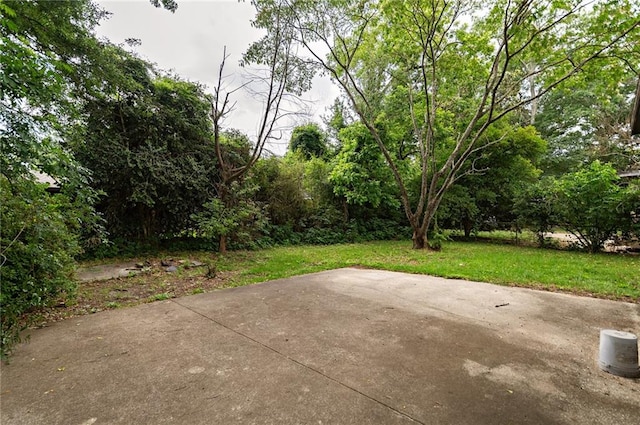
xmin=219 ymin=234 xmax=227 ymax=253
xmin=341 ymin=199 xmax=349 ymax=223
xmin=216 ymin=182 xmax=230 ymax=254
xmin=463 ymin=217 xmax=473 ymax=238
xmin=409 ymin=203 xmax=437 ymax=250
xmin=138 ymin=205 xmax=152 ymax=241
xmin=412 ymin=230 xmax=426 ymax=249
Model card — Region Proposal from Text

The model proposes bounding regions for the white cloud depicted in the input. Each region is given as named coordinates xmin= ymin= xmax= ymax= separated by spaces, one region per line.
xmin=95 ymin=0 xmax=339 ymax=155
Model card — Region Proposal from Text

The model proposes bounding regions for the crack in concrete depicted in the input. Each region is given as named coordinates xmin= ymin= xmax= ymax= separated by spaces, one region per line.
xmin=172 ymin=298 xmax=425 ymax=424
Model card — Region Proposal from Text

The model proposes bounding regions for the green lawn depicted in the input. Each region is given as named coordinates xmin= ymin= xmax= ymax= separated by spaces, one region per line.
xmin=214 ymin=240 xmax=639 ymax=300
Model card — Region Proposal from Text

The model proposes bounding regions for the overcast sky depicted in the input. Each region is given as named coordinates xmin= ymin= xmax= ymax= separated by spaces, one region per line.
xmin=95 ymin=0 xmax=338 ymax=155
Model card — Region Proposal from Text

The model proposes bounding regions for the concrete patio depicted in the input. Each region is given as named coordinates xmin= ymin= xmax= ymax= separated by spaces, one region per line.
xmin=1 ymin=268 xmax=639 ymax=424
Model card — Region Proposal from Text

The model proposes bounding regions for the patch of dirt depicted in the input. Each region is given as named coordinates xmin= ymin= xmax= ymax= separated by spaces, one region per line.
xmin=545 ymin=232 xmax=640 ymax=253
xmin=28 ymin=257 xmax=237 ymax=328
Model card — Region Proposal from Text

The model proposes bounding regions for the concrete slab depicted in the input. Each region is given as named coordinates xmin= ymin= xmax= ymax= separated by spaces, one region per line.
xmin=1 ymin=268 xmax=639 ymax=424
xmin=75 ymin=263 xmax=142 ymax=282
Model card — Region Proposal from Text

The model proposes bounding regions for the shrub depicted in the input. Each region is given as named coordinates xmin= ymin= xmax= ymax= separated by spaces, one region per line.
xmin=515 ymin=162 xmax=639 ymax=252
xmin=555 ymin=161 xmax=636 ymax=253
xmin=1 ymin=177 xmax=80 ymax=359
xmin=513 ymin=178 xmax=559 ymax=247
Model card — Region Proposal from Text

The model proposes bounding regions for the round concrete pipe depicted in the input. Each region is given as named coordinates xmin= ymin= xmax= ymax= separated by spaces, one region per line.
xmin=598 ymin=329 xmax=640 ymax=378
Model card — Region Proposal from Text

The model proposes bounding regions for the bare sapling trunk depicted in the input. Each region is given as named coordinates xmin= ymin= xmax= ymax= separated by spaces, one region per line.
xmin=208 ymin=8 xmax=307 ymax=253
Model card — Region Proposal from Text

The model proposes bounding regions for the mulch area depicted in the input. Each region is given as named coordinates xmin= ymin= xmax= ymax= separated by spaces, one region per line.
xmin=28 ymin=258 xmax=235 ymax=328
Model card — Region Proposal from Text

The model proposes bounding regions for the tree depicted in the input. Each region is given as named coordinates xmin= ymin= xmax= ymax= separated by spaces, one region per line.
xmin=323 ymin=97 xmax=350 ymax=149
xmin=250 ymin=0 xmax=640 ymax=248
xmin=0 ymin=0 xmax=205 ymax=358
xmin=77 ymin=51 xmax=218 ymax=241
xmin=0 ymin=0 xmax=107 ymax=358
xmin=253 ymin=155 xmax=308 ymax=228
xmin=289 ymin=123 xmax=328 ymax=159
xmin=192 ymin=129 xmax=270 ymax=250
xmin=513 ymin=177 xmax=560 ymax=246
xmin=329 ymin=122 xmax=400 ymax=210
xmin=536 ymin=69 xmax=640 ymax=175
xmin=439 ymin=125 xmax=546 ymax=236
xmin=1 ymin=0 xmax=106 ymax=180
xmin=209 ymin=1 xmax=314 ymax=252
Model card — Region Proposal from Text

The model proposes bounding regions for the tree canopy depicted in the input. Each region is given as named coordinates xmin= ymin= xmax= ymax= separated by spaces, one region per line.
xmin=289 ymin=123 xmax=328 ymax=159
xmin=1 ymin=0 xmax=109 ymax=358
xmin=1 ymin=0 xmax=191 ymax=358
xmin=77 ymin=51 xmax=218 ymax=240
xmin=249 ymin=0 xmax=640 ymax=248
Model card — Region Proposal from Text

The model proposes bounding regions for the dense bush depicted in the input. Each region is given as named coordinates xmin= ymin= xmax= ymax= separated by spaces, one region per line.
xmin=513 ymin=177 xmax=559 ymax=247
xmin=437 ymin=126 xmax=546 ymax=237
xmin=555 ymin=161 xmax=639 ymax=252
xmin=515 ymin=161 xmax=639 ymax=252
xmin=256 ymin=217 xmax=410 ymax=248
xmin=78 ymin=61 xmax=217 ymax=242
xmin=0 ymin=178 xmax=81 ymax=359
xmin=249 ymin=149 xmax=410 ymax=248
xmin=192 ymin=180 xmax=267 ymax=252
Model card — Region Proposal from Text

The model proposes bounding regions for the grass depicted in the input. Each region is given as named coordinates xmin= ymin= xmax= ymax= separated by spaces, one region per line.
xmin=36 ymin=238 xmax=637 ymax=325
xmin=213 ymin=240 xmax=639 ymax=300
xmin=149 ymin=293 xmax=171 ymax=301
